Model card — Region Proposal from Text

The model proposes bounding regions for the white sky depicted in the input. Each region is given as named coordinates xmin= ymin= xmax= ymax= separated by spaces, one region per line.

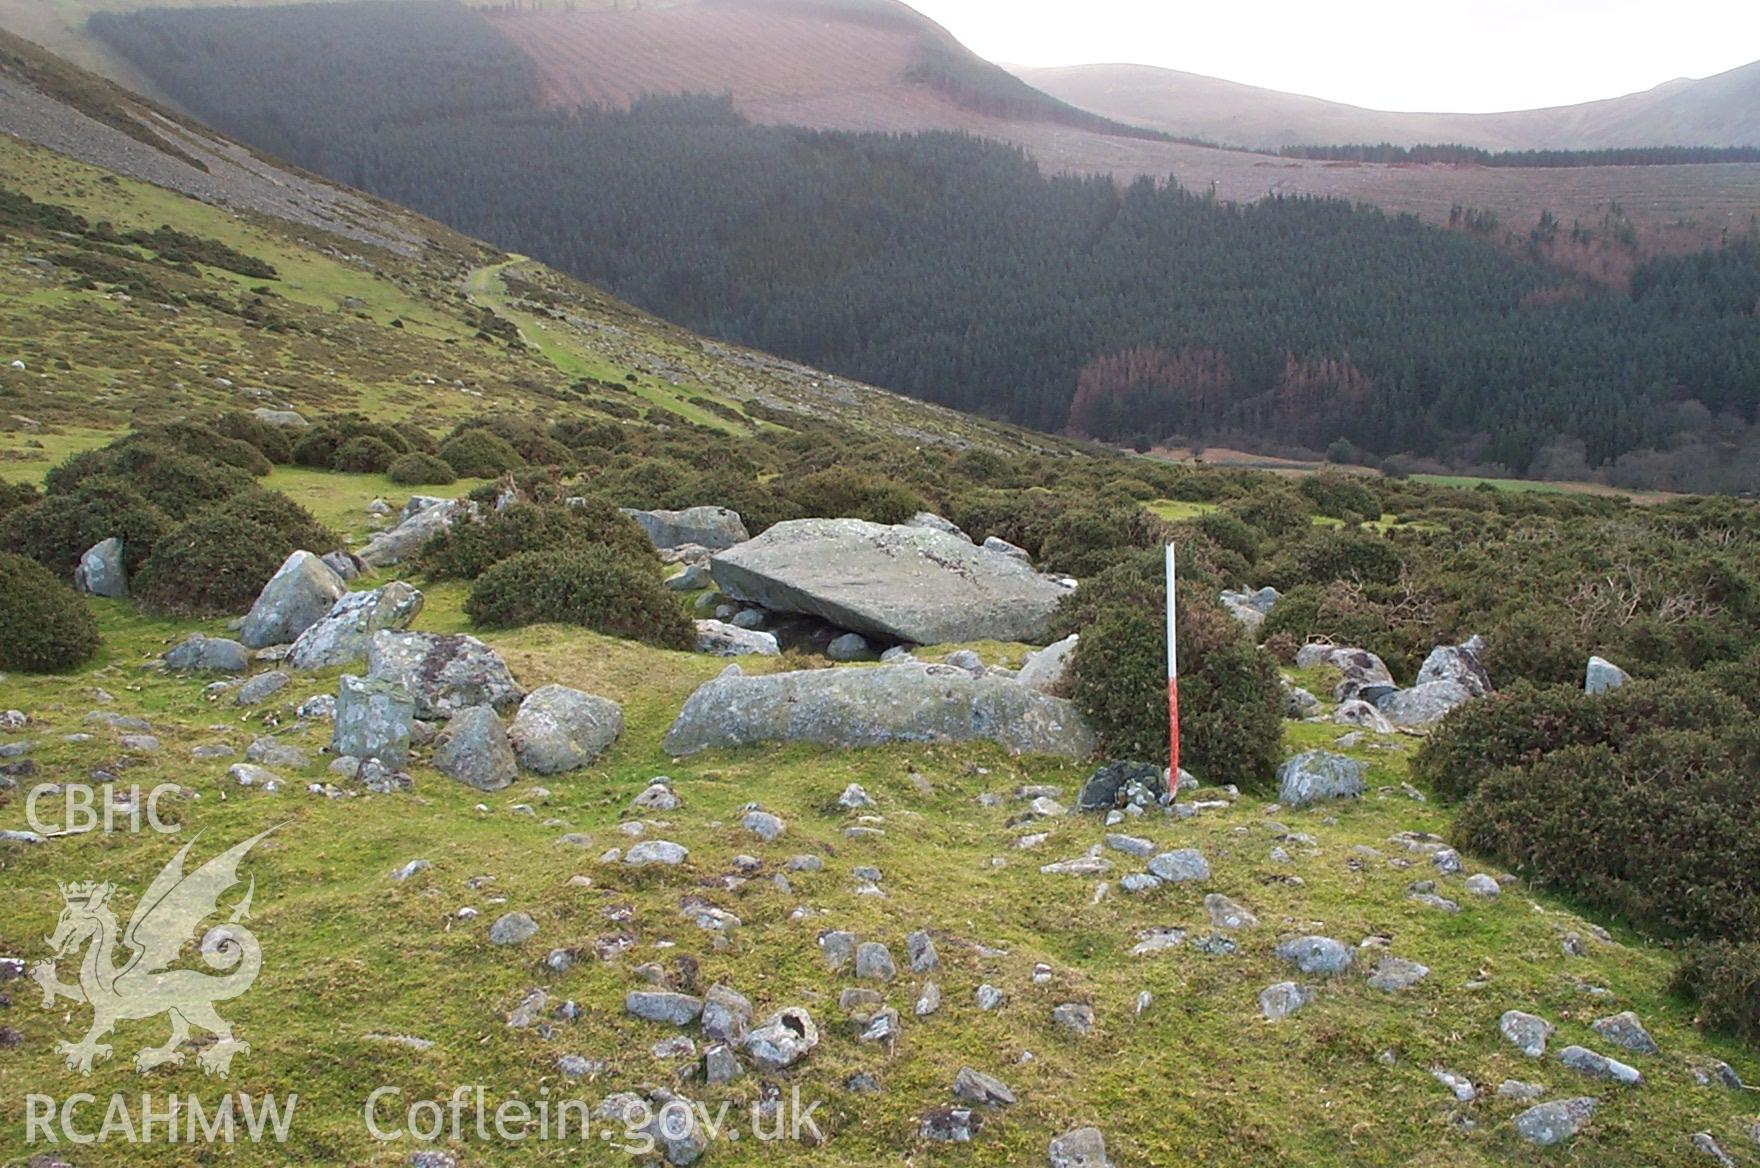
xmin=904 ymin=0 xmax=1760 ymax=112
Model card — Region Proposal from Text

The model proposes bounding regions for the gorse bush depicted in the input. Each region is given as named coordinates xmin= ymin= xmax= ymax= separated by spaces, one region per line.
xmin=419 ymin=500 xmax=654 ymax=581
xmin=133 ymin=512 xmax=296 ymax=618
xmin=0 ymin=478 xmax=170 ymax=577
xmin=438 ymin=427 xmax=523 ymax=478
xmin=464 ymin=546 xmax=694 ymax=649
xmin=0 ymin=552 xmax=101 ymax=672
xmin=448 ymin=414 xmax=570 ymax=465
xmin=0 ymin=476 xmax=42 ymax=519
xmin=332 ymin=434 xmax=399 ymax=473
xmin=44 ymin=442 xmax=254 ymax=519
xmin=1264 ymin=529 xmax=1405 ymax=589
xmin=1055 ymin=552 xmax=1283 ymax=791
xmin=210 ymin=410 xmax=294 ymax=464
xmin=785 ymin=466 xmax=925 ymax=525
xmin=205 ymin=488 xmax=336 ymax=553
xmin=388 ymin=452 xmax=457 ymax=486
xmin=117 ymin=421 xmax=274 ymax=476
xmin=1671 ymin=942 xmax=1760 ymax=1044
xmin=292 ymin=414 xmax=412 ymax=468
xmin=1411 ymin=677 xmax=1744 ymax=802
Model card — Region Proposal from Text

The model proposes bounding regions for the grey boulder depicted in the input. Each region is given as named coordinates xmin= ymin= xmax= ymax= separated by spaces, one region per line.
xmin=1415 ymin=640 xmax=1493 ymax=697
xmin=623 ymin=505 xmax=749 ymax=552
xmin=331 ymin=674 xmax=415 ymax=766
xmin=1274 ymin=936 xmax=1354 ymax=977
xmin=1296 ymin=643 xmax=1394 ymax=702
xmin=661 ymin=663 xmax=1095 ymax=758
xmin=708 ymin=518 xmax=1070 ymax=645
xmin=1514 ymin=1097 xmax=1596 ymax=1146
xmin=286 ymin=582 xmax=425 ymax=670
xmin=508 ymin=685 xmax=623 ymax=774
xmin=1259 ymin=982 xmax=1314 ymax=1020
xmin=1586 ymin=655 xmax=1630 ymax=694
xmin=433 ymin=706 xmax=519 ymax=791
xmin=234 ymin=671 xmax=291 ymax=706
xmin=75 ymin=537 xmax=128 ymax=598
xmin=239 ymin=551 xmax=347 ymax=648
xmin=1048 ymin=1126 xmax=1111 ymax=1168
xmin=1590 ymin=1011 xmax=1659 ymax=1055
xmin=367 ymin=631 xmax=523 ymax=720
xmin=744 ymin=1007 xmax=818 ymax=1071
xmin=1276 ymin=752 xmax=1365 ymax=807
xmin=1017 ymin=634 xmax=1078 ymax=695
xmin=163 ymin=634 xmax=250 ymax=674
xmin=1377 ymin=681 xmax=1474 ymax=727
xmin=694 ymin=619 xmax=779 ymax=657
xmin=358 ymin=497 xmax=470 ymax=568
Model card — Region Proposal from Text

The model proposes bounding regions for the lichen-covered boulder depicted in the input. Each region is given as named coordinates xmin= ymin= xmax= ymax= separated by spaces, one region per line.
xmin=709 ymin=518 xmax=1070 ymax=645
xmin=367 ymin=630 xmax=523 ymax=720
xmin=508 ymin=685 xmax=623 ymax=774
xmin=662 ymin=663 xmax=1095 ymax=759
xmin=433 ymin=705 xmax=518 ymax=791
xmin=240 ymin=551 xmax=346 ymax=648
xmin=331 ymin=673 xmax=415 ymax=766
xmin=1276 ymin=751 xmax=1366 ymax=807
xmin=623 ymin=505 xmax=750 ymax=551
xmin=286 ymin=582 xmax=424 ymax=670
xmin=75 ymin=537 xmax=128 ymax=598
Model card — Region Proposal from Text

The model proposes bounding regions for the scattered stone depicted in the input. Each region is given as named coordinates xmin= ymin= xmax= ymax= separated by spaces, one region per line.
xmin=488 ymin=912 xmax=538 ymax=946
xmin=1259 ymin=982 xmax=1314 ymax=1021
xmin=433 ymin=706 xmax=519 ymax=792
xmin=1590 ymin=1011 xmax=1659 ymax=1056
xmin=1048 ymin=1125 xmax=1111 ymax=1168
xmin=1513 ymin=1097 xmax=1596 ymax=1146
xmin=240 ymin=551 xmax=347 ymax=648
xmin=507 ymin=685 xmax=623 ymax=774
xmin=1333 ymin=700 xmax=1394 ymax=734
xmin=1147 ymin=849 xmax=1210 ymax=884
xmin=234 ymin=670 xmax=291 ymax=706
xmin=624 ymin=840 xmax=688 ymax=867
xmin=855 ymin=942 xmax=896 ymax=982
xmin=920 ymin=1107 xmax=980 ymax=1143
xmin=1432 ymin=848 xmax=1464 ymax=875
xmin=1432 ymin=1068 xmax=1476 ymax=1102
xmin=358 ymin=497 xmax=470 ymax=568
xmin=694 ymin=619 xmax=780 ymax=657
xmin=1366 ymin=957 xmax=1430 ymax=992
xmin=1284 ymin=682 xmax=1321 ymax=718
xmin=286 ymin=582 xmax=424 ymax=670
xmin=1274 ymin=936 xmax=1353 ymax=977
xmin=1688 ymin=1060 xmax=1744 ymax=1090
xmin=953 ymin=1067 xmax=1016 ymax=1107
xmin=227 ymin=763 xmax=279 ymax=788
xmin=915 ymin=982 xmax=942 ymax=1016
xmin=1052 ymin=1002 xmax=1095 ymax=1035
xmin=1377 ymin=681 xmax=1475 ymax=728
xmin=163 ymin=634 xmax=250 ymax=674
xmin=1464 ymin=873 xmax=1500 ymax=897
xmin=245 ymin=736 xmax=305 ymax=768
xmin=1692 ymin=1133 xmax=1737 ymax=1166
xmin=1415 ymin=641 xmax=1493 ymax=697
xmin=906 ymin=930 xmax=939 ymax=972
xmin=1104 ymin=833 xmax=1155 ymax=858
xmin=1131 ymin=927 xmax=1186 ymax=957
xmin=1497 ymin=1080 xmax=1546 ymax=1102
xmin=976 ymin=984 xmax=1006 ymax=1011
xmin=667 ymin=562 xmax=712 ymax=591
xmin=744 ymin=1007 xmax=818 ymax=1070
xmin=742 ymin=809 xmax=786 ymax=841
xmin=1500 ymin=1011 xmax=1554 ymax=1058
xmin=1296 ymin=644 xmax=1393 ymax=701
xmin=1585 ymin=655 xmax=1630 ymax=694
xmin=819 ymin=931 xmax=857 ymax=970
xmin=1558 ymin=1045 xmax=1642 ymax=1085
xmin=1276 ymin=752 xmax=1366 ymax=807
xmin=837 ymin=783 xmax=875 ymax=810
xmin=626 ymin=991 xmax=704 ymax=1026
xmin=1075 ymin=760 xmax=1163 ymax=812
xmin=1204 ymin=893 xmax=1258 ymax=930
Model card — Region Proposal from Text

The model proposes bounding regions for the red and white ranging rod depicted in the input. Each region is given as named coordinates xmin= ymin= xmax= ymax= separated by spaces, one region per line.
xmin=1165 ymin=542 xmax=1180 ymax=800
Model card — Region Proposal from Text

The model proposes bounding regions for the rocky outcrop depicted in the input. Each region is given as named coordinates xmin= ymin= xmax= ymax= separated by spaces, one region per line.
xmin=623 ymin=505 xmax=749 ymax=551
xmin=1377 ymin=681 xmax=1473 ymax=727
xmin=367 ymin=631 xmax=523 ymax=720
xmin=1296 ymin=643 xmax=1394 ymax=703
xmin=240 ymin=551 xmax=347 ymax=648
xmin=75 ymin=537 xmax=128 ymax=598
xmin=357 ymin=497 xmax=470 ymax=568
xmin=662 ymin=663 xmax=1096 ymax=758
xmin=286 ymin=582 xmax=424 ymax=670
xmin=708 ymin=518 xmax=1070 ymax=645
xmin=507 ymin=685 xmax=623 ymax=773
xmin=1415 ymin=639 xmax=1492 ymax=697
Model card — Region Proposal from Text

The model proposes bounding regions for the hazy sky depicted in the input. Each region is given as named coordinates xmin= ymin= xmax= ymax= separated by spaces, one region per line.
xmin=906 ymin=0 xmax=1760 ymax=112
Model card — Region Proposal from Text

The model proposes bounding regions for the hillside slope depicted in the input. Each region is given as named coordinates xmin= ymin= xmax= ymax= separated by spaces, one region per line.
xmin=1016 ymin=59 xmax=1760 ymax=152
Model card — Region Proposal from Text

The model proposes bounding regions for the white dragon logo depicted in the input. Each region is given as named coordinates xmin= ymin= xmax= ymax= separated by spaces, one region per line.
xmin=31 ymin=828 xmax=275 ymax=1077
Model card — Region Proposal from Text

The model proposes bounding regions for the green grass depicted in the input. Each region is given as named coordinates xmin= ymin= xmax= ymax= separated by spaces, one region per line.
xmin=1145 ymin=498 xmax=1219 ymax=522
xmin=0 ymin=465 xmax=1755 ymax=1166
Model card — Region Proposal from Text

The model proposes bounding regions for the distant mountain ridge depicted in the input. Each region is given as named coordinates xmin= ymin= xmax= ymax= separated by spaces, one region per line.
xmin=1014 ymin=59 xmax=1760 ymax=151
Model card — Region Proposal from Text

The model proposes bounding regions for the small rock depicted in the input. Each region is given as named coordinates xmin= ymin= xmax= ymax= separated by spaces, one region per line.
xmin=1274 ymin=936 xmax=1353 ymax=977
xmin=920 ymin=1107 xmax=980 ymax=1143
xmin=952 ymin=1067 xmax=1016 ymax=1107
xmin=1590 ymin=1011 xmax=1659 ymax=1055
xmin=915 ymin=982 xmax=942 ymax=1016
xmin=625 ymin=840 xmax=688 ymax=867
xmin=1497 ymin=1080 xmax=1546 ymax=1102
xmin=1500 ymin=1011 xmax=1554 ymax=1058
xmin=744 ymin=1007 xmax=818 ymax=1070
xmin=1048 ymin=1125 xmax=1111 ymax=1168
xmin=1204 ymin=893 xmax=1258 ymax=930
xmin=1366 ymin=956 xmax=1429 ymax=992
xmin=976 ymin=984 xmax=1006 ymax=1011
xmin=1432 ymin=1068 xmax=1476 ymax=1102
xmin=1259 ymin=982 xmax=1314 ymax=1021
xmin=855 ymin=942 xmax=896 ymax=982
xmin=1146 ymin=848 xmax=1210 ymax=884
xmin=1514 ymin=1097 xmax=1596 ymax=1146
xmin=1557 ymin=1044 xmax=1642 ymax=1085
xmin=1052 ymin=1002 xmax=1095 ymax=1035
xmin=1463 ymin=873 xmax=1500 ymax=897
xmin=626 ymin=991 xmax=704 ymax=1026
xmin=742 ymin=809 xmax=786 ymax=841
xmin=906 ymin=930 xmax=939 ymax=972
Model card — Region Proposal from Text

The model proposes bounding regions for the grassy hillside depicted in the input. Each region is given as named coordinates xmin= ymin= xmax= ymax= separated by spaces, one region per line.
xmin=2 ymin=33 xmax=1760 ymax=1168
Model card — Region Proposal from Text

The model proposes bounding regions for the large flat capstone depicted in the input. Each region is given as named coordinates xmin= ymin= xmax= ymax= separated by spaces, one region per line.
xmin=662 ymin=663 xmax=1095 ymax=758
xmin=708 ymin=518 xmax=1070 ymax=645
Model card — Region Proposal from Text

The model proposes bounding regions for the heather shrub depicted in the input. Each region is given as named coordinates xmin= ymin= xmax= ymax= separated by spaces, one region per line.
xmin=133 ymin=512 xmax=294 ymax=618
xmin=420 ymin=500 xmax=653 ymax=581
xmin=0 ymin=478 xmax=170 ymax=577
xmin=438 ymin=428 xmax=523 ymax=478
xmin=332 ymin=434 xmax=400 ymax=473
xmin=786 ymin=466 xmax=925 ymax=525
